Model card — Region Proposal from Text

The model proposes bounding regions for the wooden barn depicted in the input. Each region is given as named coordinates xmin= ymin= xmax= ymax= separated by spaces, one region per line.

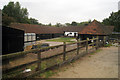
xmin=10 ymin=23 xmax=63 ymax=42
xmin=61 ymin=20 xmax=114 ymax=41
xmin=2 ymin=26 xmax=24 ymax=55
xmin=10 ymin=20 xmax=114 ymax=42
xmin=78 ymin=20 xmax=114 ymax=40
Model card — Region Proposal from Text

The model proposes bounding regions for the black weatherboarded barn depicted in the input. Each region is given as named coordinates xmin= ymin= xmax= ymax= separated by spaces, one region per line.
xmin=2 ymin=26 xmax=24 ymax=55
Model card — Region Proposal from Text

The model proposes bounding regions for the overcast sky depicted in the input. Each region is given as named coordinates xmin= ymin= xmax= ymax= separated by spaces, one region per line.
xmin=0 ymin=0 xmax=119 ymax=25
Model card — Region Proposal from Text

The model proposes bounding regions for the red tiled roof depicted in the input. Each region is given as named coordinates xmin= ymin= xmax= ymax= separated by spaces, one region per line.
xmin=10 ymin=20 xmax=114 ymax=35
xmin=60 ymin=26 xmax=85 ymax=32
xmin=10 ymin=23 xmax=63 ymax=34
xmin=79 ymin=20 xmax=114 ymax=35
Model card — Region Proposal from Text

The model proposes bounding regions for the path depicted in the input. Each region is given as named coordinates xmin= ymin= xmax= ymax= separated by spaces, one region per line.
xmin=51 ymin=46 xmax=118 ymax=78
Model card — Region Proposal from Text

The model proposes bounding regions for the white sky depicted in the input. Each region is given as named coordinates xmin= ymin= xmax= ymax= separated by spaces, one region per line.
xmin=0 ymin=0 xmax=119 ymax=25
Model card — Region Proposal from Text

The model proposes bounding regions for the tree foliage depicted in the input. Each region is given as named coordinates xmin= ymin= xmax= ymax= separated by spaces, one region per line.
xmin=29 ymin=18 xmax=39 ymax=24
xmin=55 ymin=23 xmax=62 ymax=27
xmin=2 ymin=13 xmax=16 ymax=26
xmin=71 ymin=21 xmax=77 ymax=26
xmin=48 ymin=23 xmax=52 ymax=26
xmin=2 ymin=1 xmax=40 ymax=26
xmin=65 ymin=20 xmax=91 ymax=27
xmin=102 ymin=10 xmax=120 ymax=32
xmin=65 ymin=23 xmax=71 ymax=26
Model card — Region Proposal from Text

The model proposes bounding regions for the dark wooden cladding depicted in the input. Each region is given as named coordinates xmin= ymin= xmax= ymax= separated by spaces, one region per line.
xmin=36 ymin=33 xmax=63 ymax=40
xmin=2 ymin=26 xmax=24 ymax=55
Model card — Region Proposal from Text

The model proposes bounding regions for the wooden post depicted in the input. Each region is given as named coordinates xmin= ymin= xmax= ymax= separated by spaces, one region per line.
xmin=96 ymin=36 xmax=99 ymax=50
xmin=77 ymin=39 xmax=79 ymax=55
xmin=103 ymin=36 xmax=106 ymax=46
xmin=92 ymin=37 xmax=94 ymax=48
xmin=63 ymin=42 xmax=66 ymax=61
xmin=86 ymin=38 xmax=89 ymax=54
xmin=36 ymin=50 xmax=41 ymax=71
xmin=27 ymin=34 xmax=28 ymax=42
xmin=3 ymin=59 xmax=10 ymax=69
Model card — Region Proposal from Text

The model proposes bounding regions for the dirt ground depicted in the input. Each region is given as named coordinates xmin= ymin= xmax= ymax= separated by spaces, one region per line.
xmin=5 ymin=43 xmax=83 ymax=68
xmin=50 ymin=46 xmax=118 ymax=78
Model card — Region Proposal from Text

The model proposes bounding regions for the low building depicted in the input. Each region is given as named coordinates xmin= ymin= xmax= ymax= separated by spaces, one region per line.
xmin=10 ymin=23 xmax=63 ymax=42
xmin=61 ymin=20 xmax=114 ymax=40
xmin=78 ymin=20 xmax=114 ymax=40
xmin=10 ymin=20 xmax=114 ymax=42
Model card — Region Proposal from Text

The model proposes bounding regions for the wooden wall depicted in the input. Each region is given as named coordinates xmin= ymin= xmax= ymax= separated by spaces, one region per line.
xmin=2 ymin=26 xmax=24 ymax=55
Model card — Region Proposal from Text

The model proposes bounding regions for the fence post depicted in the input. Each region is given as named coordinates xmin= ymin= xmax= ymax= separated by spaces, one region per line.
xmin=63 ymin=42 xmax=66 ymax=61
xmin=3 ymin=59 xmax=10 ymax=69
xmin=36 ymin=50 xmax=41 ymax=71
xmin=77 ymin=39 xmax=79 ymax=55
xmin=86 ymin=38 xmax=89 ymax=54
xmin=92 ymin=37 xmax=94 ymax=48
xmin=96 ymin=36 xmax=99 ymax=50
xmin=103 ymin=36 xmax=106 ymax=46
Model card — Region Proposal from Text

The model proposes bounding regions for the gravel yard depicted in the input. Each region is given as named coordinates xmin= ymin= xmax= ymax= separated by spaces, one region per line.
xmin=50 ymin=46 xmax=118 ymax=78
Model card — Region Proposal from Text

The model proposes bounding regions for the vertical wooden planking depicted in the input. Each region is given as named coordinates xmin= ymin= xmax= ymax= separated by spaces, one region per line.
xmin=36 ymin=50 xmax=41 ymax=71
xmin=63 ymin=42 xmax=66 ymax=61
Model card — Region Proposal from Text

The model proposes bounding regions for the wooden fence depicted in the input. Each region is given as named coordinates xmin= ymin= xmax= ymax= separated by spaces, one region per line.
xmin=2 ymin=36 xmax=104 ymax=78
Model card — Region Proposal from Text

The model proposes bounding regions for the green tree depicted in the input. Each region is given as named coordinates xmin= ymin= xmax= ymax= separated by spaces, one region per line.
xmin=48 ymin=23 xmax=52 ymax=26
xmin=2 ymin=13 xmax=15 ymax=26
xmin=55 ymin=23 xmax=62 ymax=27
xmin=65 ymin=23 xmax=71 ymax=26
xmin=2 ymin=2 xmax=15 ymax=17
xmin=29 ymin=18 xmax=39 ymax=24
xmin=103 ymin=11 xmax=120 ymax=32
xmin=71 ymin=21 xmax=77 ymax=26
xmin=2 ymin=1 xmax=40 ymax=26
xmin=78 ymin=21 xmax=89 ymax=26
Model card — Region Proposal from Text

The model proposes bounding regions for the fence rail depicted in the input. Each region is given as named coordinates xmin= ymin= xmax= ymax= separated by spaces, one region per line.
xmin=2 ymin=37 xmax=104 ymax=78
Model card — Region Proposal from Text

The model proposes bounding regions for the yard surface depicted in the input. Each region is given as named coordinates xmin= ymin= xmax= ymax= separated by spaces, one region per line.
xmin=49 ymin=46 xmax=118 ymax=78
xmin=46 ymin=37 xmax=76 ymax=43
xmin=3 ymin=37 xmax=118 ymax=78
xmin=36 ymin=37 xmax=76 ymax=46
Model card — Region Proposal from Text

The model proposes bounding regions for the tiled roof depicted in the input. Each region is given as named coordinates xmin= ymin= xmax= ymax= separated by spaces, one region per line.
xmin=10 ymin=23 xmax=63 ymax=34
xmin=79 ymin=20 xmax=114 ymax=35
xmin=60 ymin=26 xmax=85 ymax=32
xmin=10 ymin=20 xmax=114 ymax=35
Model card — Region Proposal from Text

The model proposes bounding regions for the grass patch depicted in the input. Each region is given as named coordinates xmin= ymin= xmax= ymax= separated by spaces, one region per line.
xmin=46 ymin=37 xmax=76 ymax=43
xmin=90 ymin=49 xmax=102 ymax=55
xmin=44 ymin=70 xmax=54 ymax=78
xmin=104 ymin=44 xmax=112 ymax=47
xmin=37 ymin=70 xmax=57 ymax=78
xmin=2 ymin=69 xmax=23 ymax=78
